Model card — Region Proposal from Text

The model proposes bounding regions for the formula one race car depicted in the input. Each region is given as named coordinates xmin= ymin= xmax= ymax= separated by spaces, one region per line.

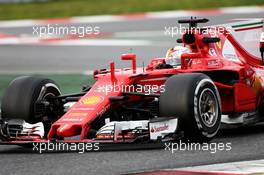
xmin=0 ymin=18 xmax=264 ymax=147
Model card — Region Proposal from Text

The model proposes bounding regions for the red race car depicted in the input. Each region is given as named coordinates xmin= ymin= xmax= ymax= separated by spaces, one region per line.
xmin=0 ymin=18 xmax=263 ymax=147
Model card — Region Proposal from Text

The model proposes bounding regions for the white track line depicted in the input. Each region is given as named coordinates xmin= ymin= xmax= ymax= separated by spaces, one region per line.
xmin=46 ymin=39 xmax=154 ymax=46
xmin=113 ymin=30 xmax=165 ymax=38
xmin=220 ymin=6 xmax=264 ymax=14
xmin=175 ymin=159 xmax=264 ymax=174
xmin=0 ymin=37 xmax=164 ymax=46
xmin=71 ymin=15 xmax=124 ymax=23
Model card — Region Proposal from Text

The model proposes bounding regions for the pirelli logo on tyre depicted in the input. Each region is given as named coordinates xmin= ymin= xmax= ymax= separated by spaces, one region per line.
xmin=81 ymin=96 xmax=103 ymax=105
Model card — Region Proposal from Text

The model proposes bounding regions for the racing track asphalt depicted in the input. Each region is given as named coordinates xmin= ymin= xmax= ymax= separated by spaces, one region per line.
xmin=0 ymin=125 xmax=264 ymax=175
xmin=0 ymin=12 xmax=264 ymax=175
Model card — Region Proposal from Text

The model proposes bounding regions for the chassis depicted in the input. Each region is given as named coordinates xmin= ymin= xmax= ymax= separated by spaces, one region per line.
xmin=0 ymin=18 xmax=264 ymax=146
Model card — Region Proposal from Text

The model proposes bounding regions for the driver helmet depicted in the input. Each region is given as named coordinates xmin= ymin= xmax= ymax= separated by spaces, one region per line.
xmin=165 ymin=46 xmax=190 ymax=66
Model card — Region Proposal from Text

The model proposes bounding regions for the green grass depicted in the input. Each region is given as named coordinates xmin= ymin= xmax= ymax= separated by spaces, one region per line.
xmin=0 ymin=74 xmax=94 ymax=101
xmin=0 ymin=0 xmax=263 ymax=20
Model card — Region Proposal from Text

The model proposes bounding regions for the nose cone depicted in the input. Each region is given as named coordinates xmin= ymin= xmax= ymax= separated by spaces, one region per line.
xmin=56 ymin=124 xmax=80 ymax=138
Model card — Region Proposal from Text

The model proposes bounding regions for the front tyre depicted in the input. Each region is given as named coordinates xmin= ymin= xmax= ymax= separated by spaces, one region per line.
xmin=159 ymin=73 xmax=221 ymax=142
xmin=1 ymin=76 xmax=61 ymax=129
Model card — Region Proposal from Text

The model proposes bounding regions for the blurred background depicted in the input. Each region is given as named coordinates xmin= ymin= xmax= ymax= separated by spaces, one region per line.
xmin=0 ymin=0 xmax=263 ymax=20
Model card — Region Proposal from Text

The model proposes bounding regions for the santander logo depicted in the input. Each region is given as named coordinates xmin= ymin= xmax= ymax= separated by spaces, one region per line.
xmin=150 ymin=124 xmax=169 ymax=133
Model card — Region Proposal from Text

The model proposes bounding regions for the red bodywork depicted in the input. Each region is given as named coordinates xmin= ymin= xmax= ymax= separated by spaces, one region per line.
xmin=44 ymin=24 xmax=264 ymax=141
xmin=2 ymin=20 xmax=264 ymax=145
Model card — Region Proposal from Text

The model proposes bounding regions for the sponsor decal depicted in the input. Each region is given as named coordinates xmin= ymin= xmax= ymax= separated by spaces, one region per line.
xmin=150 ymin=124 xmax=169 ymax=133
xmin=72 ymin=107 xmax=95 ymax=111
xmin=81 ymin=96 xmax=102 ymax=105
xmin=67 ymin=112 xmax=87 ymax=117
xmin=62 ymin=118 xmax=83 ymax=122
xmin=207 ymin=59 xmax=220 ymax=67
xmin=149 ymin=118 xmax=178 ymax=140
xmin=96 ymin=104 xmax=110 ymax=117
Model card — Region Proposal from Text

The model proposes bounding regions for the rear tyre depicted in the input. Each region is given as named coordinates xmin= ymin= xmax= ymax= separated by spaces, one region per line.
xmin=159 ymin=73 xmax=221 ymax=142
xmin=1 ymin=76 xmax=61 ymax=126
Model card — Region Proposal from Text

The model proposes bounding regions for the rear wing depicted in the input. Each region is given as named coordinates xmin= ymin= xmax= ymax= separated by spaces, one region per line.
xmin=222 ymin=19 xmax=264 ymax=60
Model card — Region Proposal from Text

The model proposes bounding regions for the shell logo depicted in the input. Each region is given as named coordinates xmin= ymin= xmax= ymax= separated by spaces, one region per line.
xmin=81 ymin=96 xmax=102 ymax=105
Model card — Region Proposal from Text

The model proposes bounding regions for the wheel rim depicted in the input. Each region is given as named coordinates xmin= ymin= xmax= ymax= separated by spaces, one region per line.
xmin=36 ymin=85 xmax=60 ymax=133
xmin=198 ymin=88 xmax=218 ymax=128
